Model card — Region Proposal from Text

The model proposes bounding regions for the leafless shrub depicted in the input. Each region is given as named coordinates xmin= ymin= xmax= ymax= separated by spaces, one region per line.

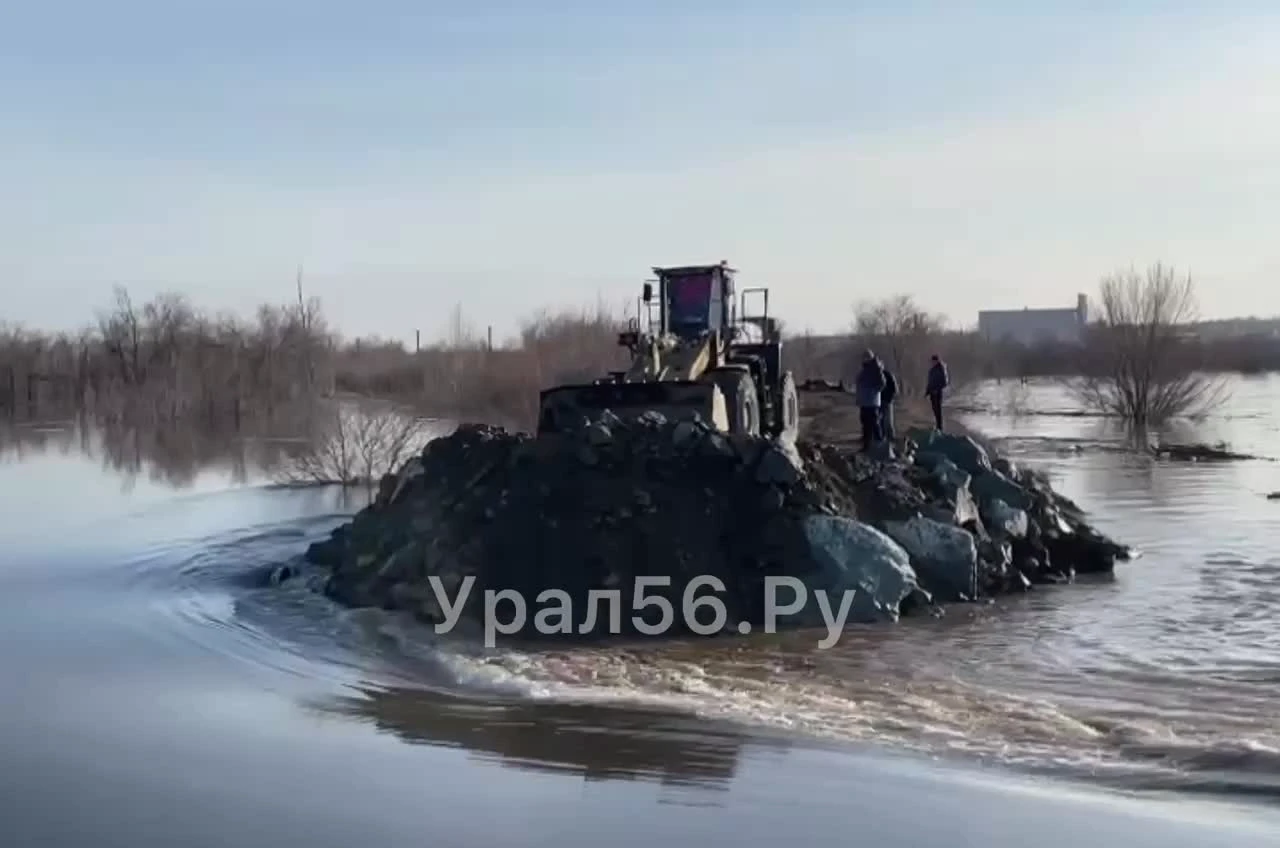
xmin=276 ymin=399 xmax=435 ymax=490
xmin=1071 ymin=263 xmax=1230 ymax=428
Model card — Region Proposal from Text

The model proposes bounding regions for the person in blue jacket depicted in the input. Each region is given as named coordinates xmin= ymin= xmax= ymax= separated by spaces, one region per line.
xmin=854 ymin=350 xmax=886 ymax=451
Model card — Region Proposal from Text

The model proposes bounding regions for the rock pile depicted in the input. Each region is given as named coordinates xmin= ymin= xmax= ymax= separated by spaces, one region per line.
xmin=303 ymin=411 xmax=1129 ymax=641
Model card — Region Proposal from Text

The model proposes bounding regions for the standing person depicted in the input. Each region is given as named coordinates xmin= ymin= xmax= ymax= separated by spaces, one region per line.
xmin=880 ymin=366 xmax=898 ymax=442
xmin=855 ymin=349 xmax=886 ymax=451
xmin=925 ymin=354 xmax=949 ymax=430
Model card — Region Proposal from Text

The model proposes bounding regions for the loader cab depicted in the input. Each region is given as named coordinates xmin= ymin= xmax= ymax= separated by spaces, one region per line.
xmin=651 ymin=263 xmax=735 ymax=342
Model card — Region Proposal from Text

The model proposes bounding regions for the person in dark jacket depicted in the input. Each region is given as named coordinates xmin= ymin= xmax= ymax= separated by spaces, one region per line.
xmin=854 ymin=350 xmax=886 ymax=450
xmin=924 ymin=354 xmax=949 ymax=430
xmin=879 ymin=367 xmax=898 ymax=441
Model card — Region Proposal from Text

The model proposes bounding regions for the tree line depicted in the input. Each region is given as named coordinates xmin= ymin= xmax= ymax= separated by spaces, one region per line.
xmin=0 ymin=263 xmax=1267 ymax=431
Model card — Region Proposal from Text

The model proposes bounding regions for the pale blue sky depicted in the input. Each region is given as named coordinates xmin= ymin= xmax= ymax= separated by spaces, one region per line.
xmin=3 ymin=2 xmax=1278 ymax=343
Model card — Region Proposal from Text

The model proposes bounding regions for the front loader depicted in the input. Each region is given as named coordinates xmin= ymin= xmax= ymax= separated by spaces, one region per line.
xmin=536 ymin=262 xmax=800 ymax=441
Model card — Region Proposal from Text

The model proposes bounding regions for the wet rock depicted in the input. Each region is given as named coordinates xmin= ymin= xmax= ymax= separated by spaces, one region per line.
xmin=923 ymin=491 xmax=979 ymax=529
xmin=305 ymin=535 xmax=345 ymax=569
xmin=924 ymin=461 xmax=981 ymax=527
xmin=1009 ymin=530 xmax=1050 ymax=579
xmin=637 ymin=410 xmax=668 ymax=428
xmin=993 ymin=456 xmax=1020 ymax=479
xmin=755 ymin=440 xmax=804 ymax=486
xmin=978 ymin=537 xmax=1013 ymax=575
xmin=882 ymin=516 xmax=979 ymax=602
xmin=794 ymin=515 xmax=922 ymax=625
xmin=1037 ymin=504 xmax=1075 ymax=536
xmin=265 ymin=563 xmax=299 ymax=586
xmin=672 ymin=420 xmax=701 ymax=447
xmin=908 ymin=428 xmax=992 ymax=476
xmin=970 ymin=470 xmax=1034 ymax=512
xmin=931 ymin=458 xmax=971 ymax=491
xmin=1043 ymin=522 xmax=1127 ymax=575
xmin=983 ymin=498 xmax=1029 ymax=539
xmin=912 ymin=450 xmax=947 ymax=473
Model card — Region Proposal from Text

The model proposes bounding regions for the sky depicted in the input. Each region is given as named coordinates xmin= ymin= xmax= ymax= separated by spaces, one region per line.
xmin=2 ymin=1 xmax=1278 ymax=344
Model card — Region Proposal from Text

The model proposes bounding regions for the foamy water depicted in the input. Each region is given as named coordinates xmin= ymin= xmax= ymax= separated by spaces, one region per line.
xmin=363 ymin=375 xmax=1280 ymax=796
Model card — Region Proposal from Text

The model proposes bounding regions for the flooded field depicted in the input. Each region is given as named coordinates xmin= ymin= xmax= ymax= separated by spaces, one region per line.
xmin=3 ymin=376 xmax=1279 ymax=846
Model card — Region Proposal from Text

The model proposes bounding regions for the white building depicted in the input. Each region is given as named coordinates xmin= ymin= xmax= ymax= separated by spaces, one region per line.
xmin=978 ymin=294 xmax=1089 ymax=346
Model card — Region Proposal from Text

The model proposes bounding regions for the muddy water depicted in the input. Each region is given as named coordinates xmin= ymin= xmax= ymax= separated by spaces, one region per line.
xmin=2 ymin=379 xmax=1279 ymax=846
xmin=509 ymin=376 xmax=1280 ymax=793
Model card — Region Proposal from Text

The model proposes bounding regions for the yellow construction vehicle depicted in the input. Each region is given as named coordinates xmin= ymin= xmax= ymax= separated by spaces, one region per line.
xmin=536 ymin=262 xmax=801 ymax=440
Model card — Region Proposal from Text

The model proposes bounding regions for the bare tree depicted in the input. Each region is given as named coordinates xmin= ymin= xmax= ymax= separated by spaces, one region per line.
xmin=1072 ymin=263 xmax=1229 ymax=428
xmin=98 ymin=286 xmax=145 ymax=386
xmin=851 ymin=294 xmax=948 ymax=392
xmin=277 ymin=399 xmax=431 ymax=492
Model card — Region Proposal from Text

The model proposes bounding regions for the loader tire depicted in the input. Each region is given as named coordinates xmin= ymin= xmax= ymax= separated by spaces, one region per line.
xmin=712 ymin=369 xmax=761 ymax=437
xmin=778 ymin=371 xmax=800 ymax=442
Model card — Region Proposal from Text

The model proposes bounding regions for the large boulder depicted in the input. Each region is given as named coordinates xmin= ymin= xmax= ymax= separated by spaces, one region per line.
xmin=792 ymin=515 xmax=922 ymax=626
xmin=931 ymin=457 xmax=971 ymax=491
xmin=970 ymin=469 xmax=1034 ymax=512
xmin=882 ymin=516 xmax=979 ymax=602
xmin=755 ymin=439 xmax=805 ymax=486
xmin=908 ymin=428 xmax=992 ymax=476
xmin=921 ymin=458 xmax=981 ymax=527
xmin=1041 ymin=520 xmax=1129 ymax=575
xmin=983 ymin=497 xmax=1029 ymax=540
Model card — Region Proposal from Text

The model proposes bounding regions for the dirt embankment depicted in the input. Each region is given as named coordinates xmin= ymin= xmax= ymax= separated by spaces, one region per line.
xmin=299 ymin=389 xmax=1129 ymax=642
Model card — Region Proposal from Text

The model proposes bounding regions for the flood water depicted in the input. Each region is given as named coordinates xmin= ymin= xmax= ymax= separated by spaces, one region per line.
xmin=3 ymin=377 xmax=1280 ymax=847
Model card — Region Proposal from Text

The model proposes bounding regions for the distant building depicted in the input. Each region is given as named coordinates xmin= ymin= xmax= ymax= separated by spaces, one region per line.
xmin=978 ymin=294 xmax=1089 ymax=346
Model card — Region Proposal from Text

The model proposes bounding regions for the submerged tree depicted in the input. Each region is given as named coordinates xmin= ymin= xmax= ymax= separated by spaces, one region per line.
xmin=277 ymin=398 xmax=433 ymax=494
xmin=1073 ymin=263 xmax=1228 ymax=429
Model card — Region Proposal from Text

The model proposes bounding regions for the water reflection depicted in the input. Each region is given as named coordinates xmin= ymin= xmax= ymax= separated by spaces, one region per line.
xmin=0 ymin=396 xmax=450 ymax=495
xmin=0 ymin=402 xmax=325 ymax=491
xmin=321 ymin=683 xmax=764 ymax=796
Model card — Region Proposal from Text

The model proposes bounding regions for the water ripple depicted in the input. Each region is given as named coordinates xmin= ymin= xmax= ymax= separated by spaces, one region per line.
xmin=7 ymin=377 xmax=1280 ymax=806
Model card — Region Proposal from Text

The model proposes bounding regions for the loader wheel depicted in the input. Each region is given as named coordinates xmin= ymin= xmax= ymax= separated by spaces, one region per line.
xmin=714 ymin=369 xmax=761 ymax=437
xmin=778 ymin=371 xmax=800 ymax=442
